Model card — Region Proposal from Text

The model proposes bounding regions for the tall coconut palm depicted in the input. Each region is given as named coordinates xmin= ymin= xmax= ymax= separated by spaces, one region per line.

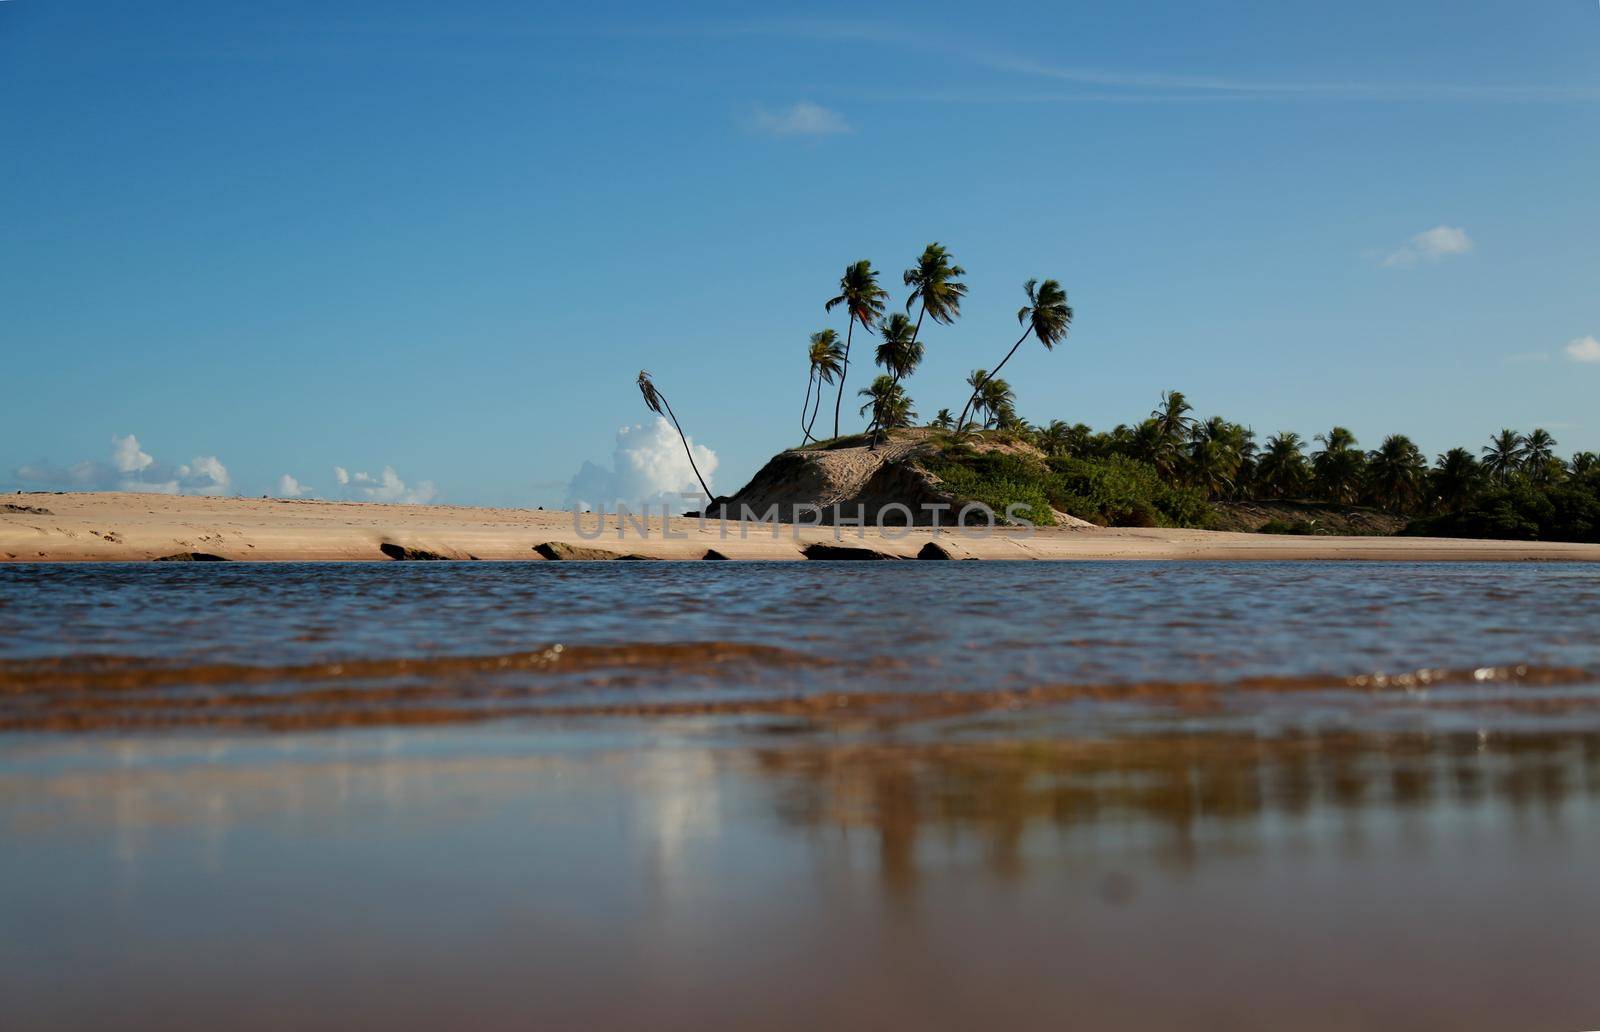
xmin=900 ymin=243 xmax=966 ymax=417
xmin=1365 ymin=434 xmax=1428 ymax=514
xmin=1149 ymin=389 xmax=1194 ymax=477
xmin=1256 ymin=432 xmax=1310 ymax=499
xmin=957 ymin=278 xmax=1072 ymax=434
xmin=636 ymin=370 xmax=712 ymax=501
xmin=823 ymin=260 xmax=889 ymax=439
xmin=867 ymin=312 xmax=925 ymax=446
xmin=963 ymin=369 xmax=989 ymax=429
xmin=857 ymin=375 xmax=916 ymax=431
xmin=1430 ymin=448 xmax=1482 ymax=513
xmin=1312 ymin=427 xmax=1364 ymax=504
xmin=1481 ymin=429 xmax=1526 ymax=486
xmin=1522 ymin=428 xmax=1560 ymax=484
xmin=800 ymin=330 xmax=844 ymax=444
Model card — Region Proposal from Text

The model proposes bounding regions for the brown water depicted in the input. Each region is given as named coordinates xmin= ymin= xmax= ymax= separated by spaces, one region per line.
xmin=3 ymin=562 xmax=1600 ymax=1029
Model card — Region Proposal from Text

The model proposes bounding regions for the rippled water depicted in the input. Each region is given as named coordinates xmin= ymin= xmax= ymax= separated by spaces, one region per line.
xmin=4 ymin=562 xmax=1600 ymax=1029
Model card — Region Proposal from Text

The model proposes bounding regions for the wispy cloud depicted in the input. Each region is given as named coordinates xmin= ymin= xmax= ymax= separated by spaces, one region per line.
xmin=746 ymin=101 xmax=851 ymax=137
xmin=656 ymin=20 xmax=1600 ymax=104
xmin=1565 ymin=335 xmax=1600 ymax=363
xmin=1380 ymin=225 xmax=1473 ymax=268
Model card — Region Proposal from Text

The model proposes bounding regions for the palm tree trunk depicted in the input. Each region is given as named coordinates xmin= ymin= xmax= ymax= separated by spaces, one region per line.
xmin=800 ymin=370 xmax=816 ymax=444
xmin=832 ymin=320 xmax=854 ymax=440
xmin=957 ymin=326 xmax=1030 ymax=433
xmin=656 ymin=392 xmax=712 ymax=501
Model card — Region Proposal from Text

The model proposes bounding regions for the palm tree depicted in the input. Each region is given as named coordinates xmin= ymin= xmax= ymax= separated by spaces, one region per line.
xmin=931 ymin=408 xmax=956 ymax=430
xmin=1521 ymin=428 xmax=1560 ymax=485
xmin=637 ymin=370 xmax=711 ymax=500
xmin=957 ymin=278 xmax=1072 ymax=433
xmin=1255 ymin=432 xmax=1310 ymax=499
xmin=1148 ymin=389 xmax=1194 ymax=477
xmin=857 ymin=375 xmax=916 ymax=431
xmin=800 ymin=330 xmax=844 ymax=444
xmin=1184 ymin=416 xmax=1250 ymax=499
xmin=1571 ymin=452 xmax=1600 ymax=478
xmin=1312 ymin=427 xmax=1364 ymax=504
xmin=963 ymin=369 xmax=989 ymax=430
xmin=1365 ymin=434 xmax=1428 ymax=514
xmin=1038 ymin=419 xmax=1074 ymax=457
xmin=979 ymin=377 xmax=1016 ymax=429
xmin=823 ymin=260 xmax=889 ymax=439
xmin=902 ymin=242 xmax=966 ymax=358
xmin=1481 ymin=429 xmax=1526 ymax=486
xmin=867 ymin=312 xmax=925 ymax=446
xmin=1430 ymin=448 xmax=1482 ymax=513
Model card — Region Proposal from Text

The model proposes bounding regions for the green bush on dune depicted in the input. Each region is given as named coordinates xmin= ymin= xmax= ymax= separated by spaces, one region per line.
xmin=923 ymin=450 xmax=1213 ymax=529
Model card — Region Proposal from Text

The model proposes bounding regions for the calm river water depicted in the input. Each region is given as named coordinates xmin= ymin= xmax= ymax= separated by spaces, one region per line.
xmin=3 ymin=562 xmax=1599 ymax=1029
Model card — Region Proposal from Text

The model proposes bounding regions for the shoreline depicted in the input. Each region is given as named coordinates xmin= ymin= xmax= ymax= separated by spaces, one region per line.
xmin=4 ymin=491 xmax=1599 ymax=563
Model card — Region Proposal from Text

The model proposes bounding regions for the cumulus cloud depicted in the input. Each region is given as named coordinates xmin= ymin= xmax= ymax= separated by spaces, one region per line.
xmin=332 ymin=465 xmax=437 ymax=504
xmin=1564 ymin=335 xmax=1600 ymax=363
xmin=277 ymin=473 xmax=311 ymax=497
xmin=13 ymin=434 xmax=230 ymax=496
xmin=566 ymin=417 xmax=717 ymax=510
xmin=749 ymin=101 xmax=851 ymax=137
xmin=1381 ymin=225 xmax=1473 ymax=268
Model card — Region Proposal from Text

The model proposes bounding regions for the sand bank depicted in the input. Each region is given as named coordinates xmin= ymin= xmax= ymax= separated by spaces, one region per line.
xmin=4 ymin=492 xmax=1598 ymax=562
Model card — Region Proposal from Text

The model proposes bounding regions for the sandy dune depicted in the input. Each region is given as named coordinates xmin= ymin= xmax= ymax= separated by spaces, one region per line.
xmin=5 ymin=492 xmax=1598 ymax=562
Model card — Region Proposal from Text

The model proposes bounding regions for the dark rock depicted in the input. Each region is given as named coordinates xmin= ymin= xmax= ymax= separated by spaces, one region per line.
xmin=702 ymin=549 xmax=732 ymax=560
xmin=534 ymin=541 xmax=624 ymax=561
xmin=379 ymin=542 xmax=451 ymax=561
xmin=617 ymin=554 xmax=660 ymax=561
xmin=154 ymin=552 xmax=229 ymax=562
xmin=1 ymin=503 xmax=52 ymax=515
xmin=801 ymin=542 xmax=899 ymax=561
xmin=917 ymin=541 xmax=957 ymax=560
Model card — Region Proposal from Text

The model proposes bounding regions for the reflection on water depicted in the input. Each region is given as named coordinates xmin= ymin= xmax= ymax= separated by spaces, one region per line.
xmin=4 ymin=723 xmax=1600 ymax=1029
xmin=4 ymin=562 xmax=1600 ymax=1028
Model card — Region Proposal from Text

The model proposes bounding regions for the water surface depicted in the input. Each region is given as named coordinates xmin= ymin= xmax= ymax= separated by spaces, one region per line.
xmin=3 ymin=562 xmax=1599 ymax=1029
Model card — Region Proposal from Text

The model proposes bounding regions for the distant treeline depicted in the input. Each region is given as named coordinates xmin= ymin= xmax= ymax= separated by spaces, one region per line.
xmin=940 ymin=389 xmax=1599 ymax=542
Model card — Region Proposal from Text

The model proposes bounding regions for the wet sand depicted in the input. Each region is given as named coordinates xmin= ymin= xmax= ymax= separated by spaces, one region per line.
xmin=5 ymin=491 xmax=1598 ymax=562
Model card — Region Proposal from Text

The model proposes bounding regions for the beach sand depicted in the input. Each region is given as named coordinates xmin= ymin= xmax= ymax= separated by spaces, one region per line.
xmin=4 ymin=492 xmax=1598 ymax=562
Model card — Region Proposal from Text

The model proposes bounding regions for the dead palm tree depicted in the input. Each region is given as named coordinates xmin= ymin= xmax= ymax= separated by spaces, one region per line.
xmin=957 ymin=278 xmax=1071 ymax=433
xmin=823 ymin=260 xmax=888 ymax=439
xmin=637 ymin=370 xmax=711 ymax=500
xmin=801 ymin=330 xmax=844 ymax=445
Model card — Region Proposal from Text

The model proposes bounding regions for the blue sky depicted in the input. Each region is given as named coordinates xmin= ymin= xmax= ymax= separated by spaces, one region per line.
xmin=4 ymin=1 xmax=1598 ymax=506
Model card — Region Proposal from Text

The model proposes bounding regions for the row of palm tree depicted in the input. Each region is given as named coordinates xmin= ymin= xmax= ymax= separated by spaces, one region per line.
xmin=1018 ymin=389 xmax=1594 ymax=517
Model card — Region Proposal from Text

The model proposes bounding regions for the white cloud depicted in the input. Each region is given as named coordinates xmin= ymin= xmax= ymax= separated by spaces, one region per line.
xmin=749 ymin=101 xmax=851 ymax=137
xmin=1564 ymin=335 xmax=1600 ymax=363
xmin=111 ymin=434 xmax=153 ymax=474
xmin=1381 ymin=225 xmax=1473 ymax=268
xmin=332 ymin=465 xmax=437 ymax=504
xmin=566 ymin=417 xmax=718 ymax=510
xmin=13 ymin=435 xmax=230 ymax=496
xmin=277 ymin=473 xmax=311 ymax=497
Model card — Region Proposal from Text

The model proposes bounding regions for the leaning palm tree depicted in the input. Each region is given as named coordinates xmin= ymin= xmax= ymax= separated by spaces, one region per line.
xmin=823 ymin=260 xmax=889 ymax=439
xmin=800 ymin=330 xmax=844 ymax=444
xmin=867 ymin=312 xmax=925 ymax=445
xmin=957 ymin=278 xmax=1071 ymax=433
xmin=1481 ymin=428 xmax=1526 ymax=486
xmin=637 ymin=370 xmax=712 ymax=501
xmin=857 ymin=375 xmax=916 ymax=431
